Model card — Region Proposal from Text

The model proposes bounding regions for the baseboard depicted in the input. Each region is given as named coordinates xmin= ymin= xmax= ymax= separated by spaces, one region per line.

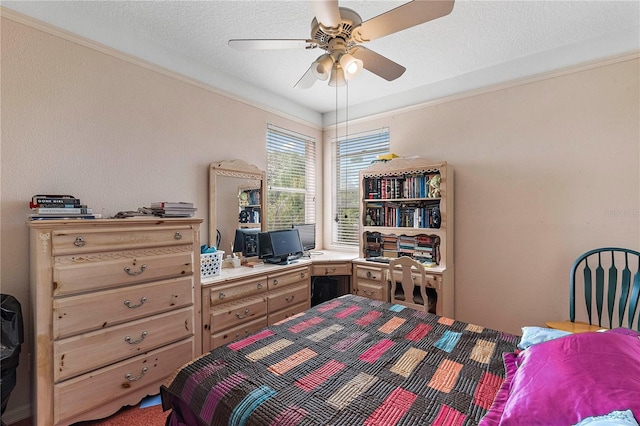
xmin=2 ymin=403 xmax=30 ymax=425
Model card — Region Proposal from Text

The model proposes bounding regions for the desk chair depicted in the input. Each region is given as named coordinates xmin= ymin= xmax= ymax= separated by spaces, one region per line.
xmin=389 ymin=257 xmax=436 ymax=313
xmin=547 ymin=247 xmax=640 ymax=332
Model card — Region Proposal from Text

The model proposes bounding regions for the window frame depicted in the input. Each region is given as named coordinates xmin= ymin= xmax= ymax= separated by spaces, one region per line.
xmin=266 ymin=124 xmax=316 ymax=232
xmin=331 ymin=128 xmax=390 ymax=247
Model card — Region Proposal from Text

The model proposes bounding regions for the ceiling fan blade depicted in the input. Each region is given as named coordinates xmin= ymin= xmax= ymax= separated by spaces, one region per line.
xmin=353 ymin=0 xmax=454 ymax=42
xmin=350 ymin=46 xmax=406 ymax=81
xmin=294 ymin=66 xmax=318 ymax=89
xmin=311 ymin=0 xmax=341 ymax=30
xmin=228 ymin=39 xmax=317 ymax=50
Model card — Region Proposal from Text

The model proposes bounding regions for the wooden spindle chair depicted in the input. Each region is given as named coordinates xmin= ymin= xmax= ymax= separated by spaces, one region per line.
xmin=547 ymin=247 xmax=640 ymax=332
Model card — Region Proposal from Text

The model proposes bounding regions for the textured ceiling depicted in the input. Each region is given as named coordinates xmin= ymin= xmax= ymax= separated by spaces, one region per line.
xmin=3 ymin=1 xmax=639 ymax=126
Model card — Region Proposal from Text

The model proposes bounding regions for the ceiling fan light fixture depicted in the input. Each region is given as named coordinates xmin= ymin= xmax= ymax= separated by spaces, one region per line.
xmin=312 ymin=54 xmax=334 ymax=81
xmin=328 ymin=64 xmax=346 ymax=87
xmin=339 ymin=53 xmax=363 ymax=80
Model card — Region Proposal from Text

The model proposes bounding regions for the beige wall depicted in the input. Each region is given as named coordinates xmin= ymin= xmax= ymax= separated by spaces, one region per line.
xmin=325 ymin=56 xmax=639 ymax=332
xmin=0 ymin=15 xmax=322 ymax=421
xmin=2 ymin=12 xmax=639 ymax=424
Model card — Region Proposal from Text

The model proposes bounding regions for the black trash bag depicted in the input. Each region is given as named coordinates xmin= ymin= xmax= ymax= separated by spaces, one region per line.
xmin=1 ymin=294 xmax=23 ymax=364
xmin=1 ymin=294 xmax=24 ymax=420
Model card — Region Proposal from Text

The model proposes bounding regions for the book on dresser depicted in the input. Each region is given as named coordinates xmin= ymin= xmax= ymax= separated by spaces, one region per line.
xmin=29 ymin=194 xmax=81 ymax=208
xmin=29 ymin=194 xmax=98 ymax=219
xmin=149 ymin=201 xmax=197 ymax=217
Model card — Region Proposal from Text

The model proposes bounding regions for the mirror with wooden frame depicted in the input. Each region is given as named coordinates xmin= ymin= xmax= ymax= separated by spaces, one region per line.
xmin=209 ymin=160 xmax=266 ymax=253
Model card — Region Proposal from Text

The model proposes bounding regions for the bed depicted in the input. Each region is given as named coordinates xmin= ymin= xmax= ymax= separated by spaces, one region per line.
xmin=160 ymin=294 xmax=640 ymax=426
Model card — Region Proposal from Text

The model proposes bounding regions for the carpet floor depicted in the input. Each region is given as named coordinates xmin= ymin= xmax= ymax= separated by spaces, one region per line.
xmin=72 ymin=403 xmax=168 ymax=426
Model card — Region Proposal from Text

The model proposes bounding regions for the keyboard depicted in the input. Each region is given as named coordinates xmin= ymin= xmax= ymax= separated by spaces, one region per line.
xmin=365 ymin=257 xmax=391 ymax=264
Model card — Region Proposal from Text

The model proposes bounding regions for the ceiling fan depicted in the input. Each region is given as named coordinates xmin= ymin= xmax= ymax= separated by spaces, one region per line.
xmin=228 ymin=0 xmax=455 ymax=89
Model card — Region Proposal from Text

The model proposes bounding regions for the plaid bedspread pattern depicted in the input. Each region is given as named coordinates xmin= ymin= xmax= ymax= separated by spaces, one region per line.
xmin=161 ymin=295 xmax=520 ymax=426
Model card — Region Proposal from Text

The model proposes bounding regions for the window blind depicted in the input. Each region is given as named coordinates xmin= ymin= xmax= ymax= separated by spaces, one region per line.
xmin=266 ymin=124 xmax=316 ymax=231
xmin=332 ymin=128 xmax=390 ymax=246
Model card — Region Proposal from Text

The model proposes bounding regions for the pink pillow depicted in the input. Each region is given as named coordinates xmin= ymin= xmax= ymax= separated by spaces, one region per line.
xmin=481 ymin=331 xmax=640 ymax=425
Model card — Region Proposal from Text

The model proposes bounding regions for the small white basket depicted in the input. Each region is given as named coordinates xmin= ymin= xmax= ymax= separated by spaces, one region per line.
xmin=201 ymin=251 xmax=224 ymax=278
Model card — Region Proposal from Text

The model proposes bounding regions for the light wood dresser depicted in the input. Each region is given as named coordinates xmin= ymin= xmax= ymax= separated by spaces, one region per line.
xmin=28 ymin=218 xmax=202 ymax=426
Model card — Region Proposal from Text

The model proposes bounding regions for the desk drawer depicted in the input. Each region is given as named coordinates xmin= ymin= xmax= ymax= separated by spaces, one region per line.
xmin=268 ymin=267 xmax=309 ymax=290
xmin=311 ymin=263 xmax=350 ymax=276
xmin=354 ymin=264 xmax=385 ymax=282
xmin=54 ymin=339 xmax=193 ymax=425
xmin=54 ymin=307 xmax=194 ymax=382
xmin=53 ymin=276 xmax=193 ymax=339
xmin=357 ymin=281 xmax=386 ymax=302
xmin=211 ymin=296 xmax=267 ymax=331
xmin=54 ymin=251 xmax=193 ymax=296
xmin=267 ymin=283 xmax=309 ymax=313
xmin=208 ymin=276 xmax=267 ymax=306
xmin=268 ymin=301 xmax=309 ymax=325
xmin=210 ymin=317 xmax=268 ymax=349
xmin=52 ymin=227 xmax=194 ymax=255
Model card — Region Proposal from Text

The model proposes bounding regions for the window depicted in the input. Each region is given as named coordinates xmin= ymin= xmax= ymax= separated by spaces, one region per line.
xmin=266 ymin=124 xmax=316 ymax=231
xmin=332 ymin=128 xmax=390 ymax=246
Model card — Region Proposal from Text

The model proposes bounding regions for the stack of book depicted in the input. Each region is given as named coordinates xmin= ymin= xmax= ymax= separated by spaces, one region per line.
xmin=148 ymin=202 xmax=196 ymax=217
xmin=29 ymin=195 xmax=97 ymax=220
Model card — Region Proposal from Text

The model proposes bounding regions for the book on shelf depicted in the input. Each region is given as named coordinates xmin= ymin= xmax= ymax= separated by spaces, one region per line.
xmin=32 ymin=207 xmax=93 ymax=215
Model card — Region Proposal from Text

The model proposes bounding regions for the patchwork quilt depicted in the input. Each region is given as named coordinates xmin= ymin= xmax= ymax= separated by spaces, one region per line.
xmin=161 ymin=294 xmax=520 ymax=426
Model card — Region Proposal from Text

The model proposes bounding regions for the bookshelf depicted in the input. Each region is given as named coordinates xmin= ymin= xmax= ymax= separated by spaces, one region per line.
xmin=357 ymin=157 xmax=454 ymax=316
xmin=238 ymin=186 xmax=261 ymax=228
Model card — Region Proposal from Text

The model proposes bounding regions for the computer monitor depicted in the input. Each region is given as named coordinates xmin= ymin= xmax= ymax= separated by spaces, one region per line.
xmin=259 ymin=229 xmax=303 ymax=265
xmin=258 ymin=231 xmax=273 ymax=259
xmin=292 ymin=223 xmax=315 ymax=251
xmin=232 ymin=228 xmax=260 ymax=257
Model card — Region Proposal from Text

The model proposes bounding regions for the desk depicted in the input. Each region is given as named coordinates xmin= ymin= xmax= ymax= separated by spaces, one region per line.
xmin=306 ymin=250 xmax=356 ymax=305
xmin=201 ymin=250 xmax=357 ymax=353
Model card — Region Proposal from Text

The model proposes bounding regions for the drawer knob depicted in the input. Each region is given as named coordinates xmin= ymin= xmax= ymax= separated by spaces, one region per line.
xmin=285 ymin=295 xmax=295 ymax=303
xmin=273 ymin=279 xmax=278 ymax=286
xmin=325 ymin=268 xmax=335 ymax=274
xmin=125 ymin=367 xmax=148 ymax=382
xmin=124 ymin=331 xmax=148 ymax=345
xmin=219 ymin=292 xmax=226 ymax=299
xmin=124 ymin=264 xmax=147 ymax=276
xmin=236 ymin=309 xmax=250 ymax=319
xmin=74 ymin=236 xmax=85 ymax=247
xmin=366 ymin=271 xmax=372 ymax=279
xmin=124 ymin=297 xmax=147 ymax=309
xmin=257 ymin=282 xmax=263 ymax=289
xmin=363 ymin=289 xmax=374 ymax=296
xmin=174 ymin=231 xmax=182 ymax=240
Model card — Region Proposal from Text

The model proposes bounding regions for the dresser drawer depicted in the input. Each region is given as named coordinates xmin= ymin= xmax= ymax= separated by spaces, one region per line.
xmin=267 ymin=301 xmax=308 ymax=325
xmin=53 ymin=276 xmax=193 ymax=339
xmin=357 ymin=281 xmax=386 ymax=302
xmin=208 ymin=276 xmax=267 ymax=306
xmin=211 ymin=296 xmax=267 ymax=331
xmin=268 ymin=267 xmax=309 ymax=290
xmin=210 ymin=317 xmax=268 ymax=349
xmin=53 ymin=251 xmax=193 ymax=296
xmin=354 ymin=264 xmax=385 ymax=282
xmin=311 ymin=262 xmax=351 ymax=276
xmin=51 ymin=227 xmax=194 ymax=255
xmin=54 ymin=339 xmax=193 ymax=425
xmin=267 ymin=283 xmax=309 ymax=313
xmin=54 ymin=307 xmax=194 ymax=382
